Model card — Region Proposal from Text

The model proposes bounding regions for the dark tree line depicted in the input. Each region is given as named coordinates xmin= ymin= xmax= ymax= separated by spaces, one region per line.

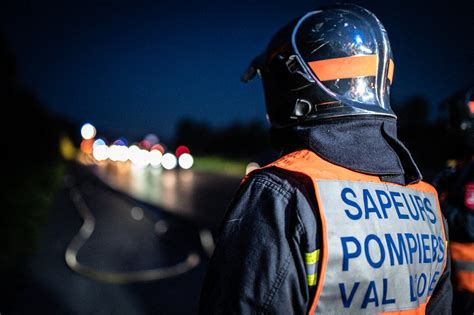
xmin=174 ymin=118 xmax=275 ymax=163
xmin=175 ymin=97 xmax=462 ymax=182
xmin=0 ymin=31 xmax=75 ymax=166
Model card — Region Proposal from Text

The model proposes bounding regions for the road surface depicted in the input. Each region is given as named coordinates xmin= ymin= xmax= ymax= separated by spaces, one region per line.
xmin=88 ymin=160 xmax=242 ymax=228
xmin=6 ymin=162 xmax=240 ymax=314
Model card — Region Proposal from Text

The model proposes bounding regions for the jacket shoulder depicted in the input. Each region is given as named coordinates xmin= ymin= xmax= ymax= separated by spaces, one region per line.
xmin=245 ymin=166 xmax=316 ymax=201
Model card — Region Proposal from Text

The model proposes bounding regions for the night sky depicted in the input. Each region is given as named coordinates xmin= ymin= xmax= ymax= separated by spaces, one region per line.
xmin=1 ymin=0 xmax=473 ymax=140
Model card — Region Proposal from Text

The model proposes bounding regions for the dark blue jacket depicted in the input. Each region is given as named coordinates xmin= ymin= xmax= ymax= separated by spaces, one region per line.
xmin=199 ymin=117 xmax=452 ymax=314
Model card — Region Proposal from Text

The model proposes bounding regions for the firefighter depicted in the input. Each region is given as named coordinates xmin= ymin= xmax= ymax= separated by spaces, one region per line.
xmin=433 ymin=87 xmax=474 ymax=314
xmin=199 ymin=4 xmax=452 ymax=314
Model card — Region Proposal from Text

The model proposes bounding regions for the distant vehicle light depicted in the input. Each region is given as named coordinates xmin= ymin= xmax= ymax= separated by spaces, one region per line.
xmin=93 ymin=145 xmax=109 ymax=161
xmin=80 ymin=139 xmax=94 ymax=154
xmin=178 ymin=153 xmax=194 ymax=169
xmin=162 ymin=153 xmax=177 ymax=170
xmin=175 ymin=145 xmax=190 ymax=158
xmin=119 ymin=146 xmax=130 ymax=161
xmin=60 ymin=135 xmax=76 ymax=160
xmin=151 ymin=144 xmax=165 ymax=154
xmin=144 ymin=133 xmax=159 ymax=146
xmin=139 ymin=139 xmax=152 ymax=150
xmin=93 ymin=138 xmax=106 ymax=148
xmin=81 ymin=123 xmax=96 ymax=140
xmin=131 ymin=149 xmax=150 ymax=167
xmin=113 ymin=138 xmax=128 ymax=147
xmin=108 ymin=145 xmax=127 ymax=162
xmin=108 ymin=145 xmax=121 ymax=161
xmin=128 ymin=145 xmax=140 ymax=163
xmin=149 ymin=150 xmax=163 ymax=167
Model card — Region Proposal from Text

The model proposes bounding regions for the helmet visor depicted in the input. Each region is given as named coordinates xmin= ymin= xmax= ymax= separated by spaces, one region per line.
xmin=293 ymin=6 xmax=394 ymax=116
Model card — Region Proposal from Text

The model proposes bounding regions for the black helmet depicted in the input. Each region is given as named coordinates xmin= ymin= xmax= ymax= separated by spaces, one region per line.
xmin=446 ymin=86 xmax=474 ymax=152
xmin=243 ymin=4 xmax=396 ymax=129
xmin=448 ymin=87 xmax=474 ymax=132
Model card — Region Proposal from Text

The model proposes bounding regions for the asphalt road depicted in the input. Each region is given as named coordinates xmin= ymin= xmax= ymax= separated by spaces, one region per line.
xmin=89 ymin=161 xmax=242 ymax=228
xmin=6 ymin=163 xmax=239 ymax=314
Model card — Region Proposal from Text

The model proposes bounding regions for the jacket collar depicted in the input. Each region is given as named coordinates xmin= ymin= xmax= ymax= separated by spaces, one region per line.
xmin=272 ymin=116 xmax=422 ymax=185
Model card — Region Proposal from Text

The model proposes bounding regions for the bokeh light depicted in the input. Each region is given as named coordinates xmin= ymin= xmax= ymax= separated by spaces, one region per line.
xmin=245 ymin=162 xmax=260 ymax=175
xmin=109 ymin=145 xmax=128 ymax=162
xmin=113 ymin=138 xmax=128 ymax=147
xmin=93 ymin=145 xmax=109 ymax=161
xmin=108 ymin=145 xmax=120 ymax=161
xmin=139 ymin=139 xmax=152 ymax=150
xmin=130 ymin=207 xmax=144 ymax=221
xmin=80 ymin=123 xmax=96 ymax=140
xmin=154 ymin=220 xmax=168 ymax=235
xmin=130 ymin=148 xmax=151 ymax=168
xmin=151 ymin=144 xmax=165 ymax=154
xmin=60 ymin=135 xmax=76 ymax=160
xmin=80 ymin=139 xmax=94 ymax=154
xmin=162 ymin=153 xmax=177 ymax=170
xmin=93 ymin=138 xmax=106 ymax=148
xmin=149 ymin=150 xmax=163 ymax=167
xmin=144 ymin=133 xmax=159 ymax=146
xmin=175 ymin=145 xmax=190 ymax=158
xmin=128 ymin=145 xmax=141 ymax=164
xmin=178 ymin=153 xmax=194 ymax=169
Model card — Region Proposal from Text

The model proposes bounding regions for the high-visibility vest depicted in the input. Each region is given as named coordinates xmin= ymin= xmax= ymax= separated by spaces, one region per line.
xmin=259 ymin=150 xmax=448 ymax=314
xmin=450 ymin=241 xmax=474 ymax=293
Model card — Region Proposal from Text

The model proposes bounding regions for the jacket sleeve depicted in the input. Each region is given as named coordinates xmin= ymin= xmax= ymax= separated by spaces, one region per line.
xmin=198 ymin=170 xmax=317 ymax=315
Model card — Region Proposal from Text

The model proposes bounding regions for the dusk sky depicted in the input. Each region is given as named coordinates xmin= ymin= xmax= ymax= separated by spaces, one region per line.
xmin=1 ymin=0 xmax=473 ymax=140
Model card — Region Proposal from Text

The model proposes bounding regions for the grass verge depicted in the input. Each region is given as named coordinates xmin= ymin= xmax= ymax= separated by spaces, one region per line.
xmin=193 ymin=156 xmax=249 ymax=177
xmin=0 ymin=162 xmax=66 ymax=273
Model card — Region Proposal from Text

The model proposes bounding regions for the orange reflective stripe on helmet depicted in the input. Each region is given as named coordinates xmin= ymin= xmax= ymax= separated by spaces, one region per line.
xmin=388 ymin=59 xmax=395 ymax=83
xmin=308 ymin=55 xmax=394 ymax=82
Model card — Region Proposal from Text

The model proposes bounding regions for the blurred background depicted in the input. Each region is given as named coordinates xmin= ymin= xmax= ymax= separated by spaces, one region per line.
xmin=0 ymin=0 xmax=473 ymax=314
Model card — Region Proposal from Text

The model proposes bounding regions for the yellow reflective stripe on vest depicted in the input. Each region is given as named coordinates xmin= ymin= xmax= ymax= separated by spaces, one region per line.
xmin=306 ymin=249 xmax=320 ymax=286
xmin=261 ymin=150 xmax=448 ymax=315
xmin=307 ymin=274 xmax=318 ymax=286
xmin=306 ymin=249 xmax=320 ymax=264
